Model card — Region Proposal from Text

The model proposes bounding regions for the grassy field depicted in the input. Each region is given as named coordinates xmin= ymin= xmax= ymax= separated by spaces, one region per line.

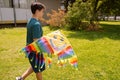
xmin=0 ymin=21 xmax=120 ymax=80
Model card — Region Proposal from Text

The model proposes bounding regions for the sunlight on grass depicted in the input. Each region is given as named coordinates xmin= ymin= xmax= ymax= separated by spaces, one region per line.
xmin=100 ymin=21 xmax=120 ymax=25
xmin=0 ymin=22 xmax=120 ymax=80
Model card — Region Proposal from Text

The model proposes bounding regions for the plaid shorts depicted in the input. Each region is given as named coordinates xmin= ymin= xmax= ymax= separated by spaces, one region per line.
xmin=28 ymin=51 xmax=45 ymax=73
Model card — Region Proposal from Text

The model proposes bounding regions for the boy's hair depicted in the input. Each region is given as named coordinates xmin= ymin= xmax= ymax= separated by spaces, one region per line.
xmin=31 ymin=2 xmax=45 ymax=14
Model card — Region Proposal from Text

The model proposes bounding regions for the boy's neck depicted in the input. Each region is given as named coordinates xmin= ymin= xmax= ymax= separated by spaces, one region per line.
xmin=32 ymin=14 xmax=39 ymax=20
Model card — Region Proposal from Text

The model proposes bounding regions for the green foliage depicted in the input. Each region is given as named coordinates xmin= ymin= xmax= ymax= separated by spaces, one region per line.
xmin=86 ymin=0 xmax=120 ymax=21
xmin=64 ymin=0 xmax=120 ymax=30
xmin=65 ymin=0 xmax=91 ymax=30
xmin=99 ymin=0 xmax=120 ymax=16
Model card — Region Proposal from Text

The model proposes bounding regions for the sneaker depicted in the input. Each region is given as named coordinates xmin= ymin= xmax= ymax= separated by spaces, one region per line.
xmin=16 ymin=76 xmax=23 ymax=80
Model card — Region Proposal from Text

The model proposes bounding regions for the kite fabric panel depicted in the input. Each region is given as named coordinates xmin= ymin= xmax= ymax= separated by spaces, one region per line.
xmin=20 ymin=30 xmax=78 ymax=69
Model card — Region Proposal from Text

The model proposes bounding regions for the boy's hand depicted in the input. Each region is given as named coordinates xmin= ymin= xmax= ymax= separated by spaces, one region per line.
xmin=33 ymin=38 xmax=39 ymax=41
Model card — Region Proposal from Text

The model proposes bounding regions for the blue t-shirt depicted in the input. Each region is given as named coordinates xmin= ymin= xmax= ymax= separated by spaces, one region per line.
xmin=26 ymin=18 xmax=43 ymax=45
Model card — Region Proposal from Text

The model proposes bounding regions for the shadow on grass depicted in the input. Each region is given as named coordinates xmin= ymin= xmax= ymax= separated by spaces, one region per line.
xmin=67 ymin=23 xmax=120 ymax=40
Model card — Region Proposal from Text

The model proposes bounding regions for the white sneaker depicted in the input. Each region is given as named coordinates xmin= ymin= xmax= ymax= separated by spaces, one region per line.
xmin=16 ymin=76 xmax=23 ymax=80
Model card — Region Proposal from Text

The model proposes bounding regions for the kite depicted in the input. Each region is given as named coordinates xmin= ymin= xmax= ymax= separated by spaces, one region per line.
xmin=20 ymin=30 xmax=78 ymax=70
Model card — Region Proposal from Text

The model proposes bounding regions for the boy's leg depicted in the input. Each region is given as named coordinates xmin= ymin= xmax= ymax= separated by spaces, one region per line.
xmin=36 ymin=72 xmax=42 ymax=80
xmin=21 ymin=66 xmax=33 ymax=79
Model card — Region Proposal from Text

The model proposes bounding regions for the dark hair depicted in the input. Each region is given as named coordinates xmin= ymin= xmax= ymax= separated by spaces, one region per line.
xmin=31 ymin=2 xmax=45 ymax=14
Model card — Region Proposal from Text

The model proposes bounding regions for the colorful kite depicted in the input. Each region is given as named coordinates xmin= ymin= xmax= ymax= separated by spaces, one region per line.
xmin=20 ymin=30 xmax=78 ymax=69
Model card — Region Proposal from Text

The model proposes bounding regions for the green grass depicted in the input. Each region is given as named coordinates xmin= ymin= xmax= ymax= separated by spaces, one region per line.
xmin=0 ymin=21 xmax=120 ymax=80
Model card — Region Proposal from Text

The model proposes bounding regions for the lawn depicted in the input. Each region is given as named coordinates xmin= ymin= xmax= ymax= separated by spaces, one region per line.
xmin=0 ymin=21 xmax=120 ymax=80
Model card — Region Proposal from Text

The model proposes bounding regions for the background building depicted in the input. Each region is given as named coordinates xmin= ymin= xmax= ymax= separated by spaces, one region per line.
xmin=0 ymin=0 xmax=65 ymax=26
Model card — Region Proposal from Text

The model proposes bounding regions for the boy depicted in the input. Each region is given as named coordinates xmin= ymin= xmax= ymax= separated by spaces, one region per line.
xmin=16 ymin=2 xmax=45 ymax=80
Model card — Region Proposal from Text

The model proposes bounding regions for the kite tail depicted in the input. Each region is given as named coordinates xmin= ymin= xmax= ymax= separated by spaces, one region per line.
xmin=30 ymin=56 xmax=34 ymax=62
xmin=57 ymin=57 xmax=66 ymax=67
xmin=69 ymin=55 xmax=78 ymax=70
xmin=20 ymin=48 xmax=30 ymax=58
xmin=35 ymin=53 xmax=38 ymax=68
xmin=47 ymin=54 xmax=52 ymax=68
xmin=38 ymin=53 xmax=45 ymax=71
xmin=41 ymin=54 xmax=45 ymax=69
xmin=40 ymin=59 xmax=45 ymax=69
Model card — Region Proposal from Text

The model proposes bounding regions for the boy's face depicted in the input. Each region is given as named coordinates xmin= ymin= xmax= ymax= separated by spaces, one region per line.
xmin=37 ymin=9 xmax=44 ymax=19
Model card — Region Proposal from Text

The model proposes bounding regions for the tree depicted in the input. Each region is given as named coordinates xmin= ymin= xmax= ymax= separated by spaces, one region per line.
xmin=87 ymin=0 xmax=106 ymax=30
xmin=64 ymin=0 xmax=76 ymax=12
xmin=99 ymin=0 xmax=120 ymax=20
xmin=64 ymin=0 xmax=120 ymax=31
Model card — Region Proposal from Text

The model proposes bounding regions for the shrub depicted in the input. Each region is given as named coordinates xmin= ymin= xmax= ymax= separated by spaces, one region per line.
xmin=64 ymin=0 xmax=91 ymax=30
xmin=46 ymin=9 xmax=65 ymax=30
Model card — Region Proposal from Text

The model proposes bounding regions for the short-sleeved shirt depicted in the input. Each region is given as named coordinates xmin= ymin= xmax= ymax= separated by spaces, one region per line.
xmin=26 ymin=18 xmax=43 ymax=45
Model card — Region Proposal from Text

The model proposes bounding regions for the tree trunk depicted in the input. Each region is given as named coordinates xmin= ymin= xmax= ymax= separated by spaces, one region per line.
xmin=114 ymin=15 xmax=117 ymax=20
xmin=88 ymin=0 xmax=99 ymax=31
